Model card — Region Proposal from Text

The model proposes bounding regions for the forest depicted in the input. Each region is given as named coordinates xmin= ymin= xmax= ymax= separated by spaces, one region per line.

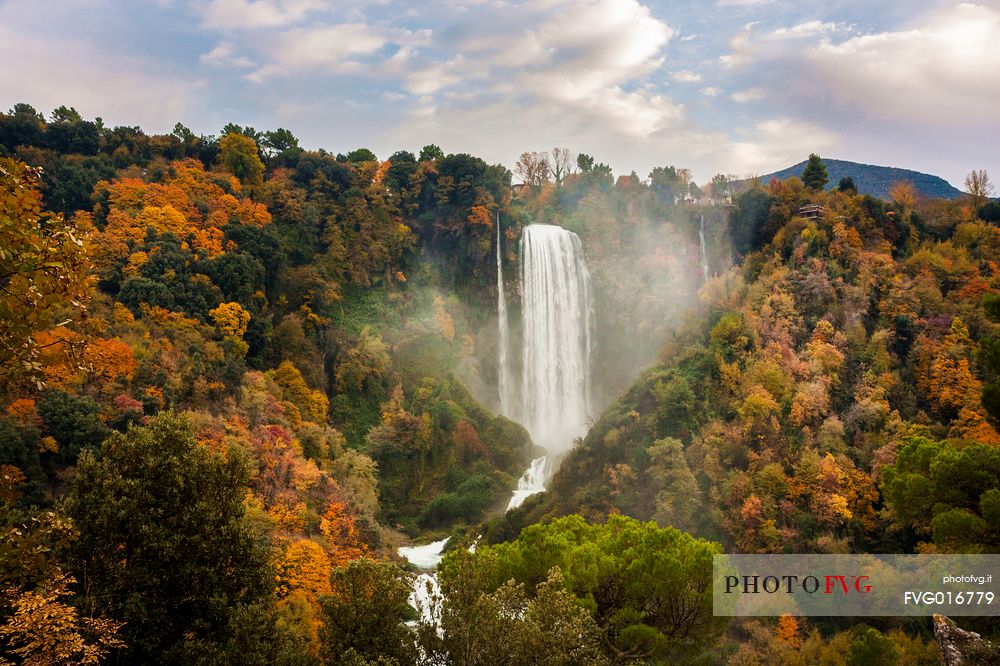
xmin=1 ymin=103 xmax=999 ymax=665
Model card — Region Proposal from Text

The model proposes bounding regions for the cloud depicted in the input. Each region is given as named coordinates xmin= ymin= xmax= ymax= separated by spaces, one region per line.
xmin=246 ymin=22 xmax=399 ymax=80
xmin=806 ymin=3 xmax=1000 ymax=124
xmin=727 ymin=118 xmax=837 ymax=175
xmin=200 ymin=0 xmax=332 ymax=30
xmin=768 ymin=21 xmax=853 ymax=39
xmin=403 ymin=56 xmax=477 ymax=95
xmin=0 ymin=19 xmax=197 ymax=132
xmin=671 ymin=70 xmax=703 ymax=83
xmin=201 ymin=41 xmax=255 ymax=68
xmin=380 ymin=0 xmax=681 ymax=137
xmin=731 ymin=87 xmax=764 ymax=102
xmin=719 ymin=30 xmax=754 ymax=67
xmin=493 ymin=0 xmax=676 ymax=130
xmin=700 ymin=86 xmax=722 ymax=97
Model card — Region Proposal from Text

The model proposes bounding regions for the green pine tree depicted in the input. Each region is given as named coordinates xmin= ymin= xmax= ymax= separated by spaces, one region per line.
xmin=801 ymin=153 xmax=829 ymax=192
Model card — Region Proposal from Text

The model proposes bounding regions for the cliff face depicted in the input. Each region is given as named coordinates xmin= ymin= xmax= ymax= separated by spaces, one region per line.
xmin=934 ymin=615 xmax=1000 ymax=665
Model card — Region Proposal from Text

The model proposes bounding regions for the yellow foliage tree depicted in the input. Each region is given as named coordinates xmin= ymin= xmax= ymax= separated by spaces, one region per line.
xmin=209 ymin=301 xmax=251 ymax=357
xmin=268 ymin=361 xmax=329 ymax=423
xmin=0 ymin=572 xmax=124 ymax=665
xmin=0 ymin=158 xmax=91 ymax=390
xmin=277 ymin=539 xmax=333 ymax=602
xmin=433 ymin=296 xmax=455 ymax=342
xmin=219 ymin=133 xmax=264 ymax=188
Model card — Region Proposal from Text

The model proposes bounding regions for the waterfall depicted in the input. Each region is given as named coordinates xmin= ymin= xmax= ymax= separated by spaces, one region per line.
xmin=507 ymin=455 xmax=547 ymax=510
xmin=399 ymin=537 xmax=449 ymax=626
xmin=398 ymin=537 xmax=450 ymax=568
xmin=400 ymin=223 xmax=596 ymax=632
xmin=519 ymin=224 xmax=595 ymax=454
xmin=698 ymin=213 xmax=710 ymax=281
xmin=496 ymin=214 xmax=511 ymax=418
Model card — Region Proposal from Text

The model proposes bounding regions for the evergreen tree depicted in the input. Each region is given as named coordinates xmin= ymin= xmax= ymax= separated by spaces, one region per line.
xmin=319 ymin=559 xmax=417 ymax=664
xmin=801 ymin=153 xmax=829 ymax=192
xmin=64 ymin=412 xmax=279 ymax=663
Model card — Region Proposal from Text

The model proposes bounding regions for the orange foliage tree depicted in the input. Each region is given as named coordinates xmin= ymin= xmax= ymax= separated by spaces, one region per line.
xmin=319 ymin=501 xmax=368 ymax=567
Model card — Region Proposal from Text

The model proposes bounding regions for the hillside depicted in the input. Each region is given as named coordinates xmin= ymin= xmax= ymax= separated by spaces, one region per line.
xmin=501 ymin=176 xmax=1000 ymax=560
xmin=3 ymin=102 xmax=998 ymax=664
xmin=747 ymin=157 xmax=963 ymax=199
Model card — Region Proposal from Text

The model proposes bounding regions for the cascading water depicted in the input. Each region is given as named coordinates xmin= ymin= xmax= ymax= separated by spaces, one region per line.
xmin=698 ymin=213 xmax=710 ymax=281
xmin=496 ymin=214 xmax=512 ymax=418
xmin=399 ymin=538 xmax=449 ymax=625
xmin=507 ymin=455 xmax=547 ymax=510
xmin=400 ymin=222 xmax=596 ymax=627
xmin=517 ymin=224 xmax=595 ymax=454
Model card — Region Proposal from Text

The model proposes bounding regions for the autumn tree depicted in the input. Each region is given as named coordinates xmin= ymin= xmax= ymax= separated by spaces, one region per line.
xmin=219 ymin=132 xmax=265 ymax=188
xmin=0 ymin=572 xmax=125 ymax=665
xmin=210 ymin=301 xmax=252 ymax=357
xmin=0 ymin=158 xmax=91 ymax=390
xmin=801 ymin=153 xmax=829 ymax=192
xmin=515 ymin=151 xmax=550 ymax=191
xmin=889 ymin=180 xmax=918 ymax=210
xmin=964 ymin=169 xmax=993 ymax=210
xmin=319 ymin=501 xmax=368 ymax=567
xmin=550 ymin=147 xmax=574 ymax=187
xmin=775 ymin=615 xmax=801 ymax=649
xmin=268 ymin=361 xmax=329 ymax=423
xmin=0 ymin=465 xmax=126 ymax=665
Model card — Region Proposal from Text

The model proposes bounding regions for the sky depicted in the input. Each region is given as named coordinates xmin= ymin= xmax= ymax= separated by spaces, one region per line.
xmin=1 ymin=0 xmax=998 ymax=187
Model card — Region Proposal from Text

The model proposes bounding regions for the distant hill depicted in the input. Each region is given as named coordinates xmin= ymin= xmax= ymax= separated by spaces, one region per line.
xmin=746 ymin=158 xmax=963 ymax=200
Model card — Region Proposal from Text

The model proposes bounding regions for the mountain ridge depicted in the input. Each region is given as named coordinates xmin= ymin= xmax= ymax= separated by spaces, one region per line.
xmin=744 ymin=157 xmax=963 ymax=200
